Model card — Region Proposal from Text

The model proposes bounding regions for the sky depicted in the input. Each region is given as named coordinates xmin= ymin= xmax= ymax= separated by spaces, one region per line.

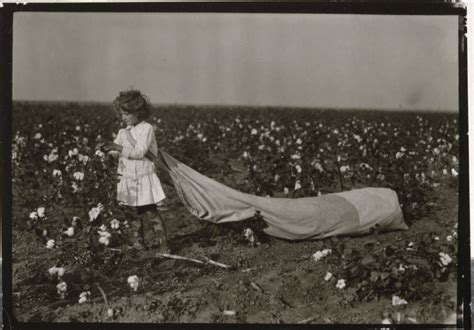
xmin=13 ymin=12 xmax=458 ymax=111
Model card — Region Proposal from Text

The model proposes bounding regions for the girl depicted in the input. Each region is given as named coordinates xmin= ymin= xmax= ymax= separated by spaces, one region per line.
xmin=104 ymin=89 xmax=170 ymax=253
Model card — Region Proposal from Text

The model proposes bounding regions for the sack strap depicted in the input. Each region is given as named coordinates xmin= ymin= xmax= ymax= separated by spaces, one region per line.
xmin=123 ymin=129 xmax=171 ymax=173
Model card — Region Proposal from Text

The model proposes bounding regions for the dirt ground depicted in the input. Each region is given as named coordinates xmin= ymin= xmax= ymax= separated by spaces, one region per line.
xmin=11 ymin=165 xmax=458 ymax=325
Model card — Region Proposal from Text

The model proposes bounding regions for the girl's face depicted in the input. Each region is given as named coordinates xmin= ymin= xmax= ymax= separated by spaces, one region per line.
xmin=120 ymin=111 xmax=139 ymax=127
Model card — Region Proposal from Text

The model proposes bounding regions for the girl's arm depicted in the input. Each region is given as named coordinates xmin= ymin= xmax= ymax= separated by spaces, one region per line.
xmin=121 ymin=124 xmax=154 ymax=160
xmin=105 ymin=130 xmax=122 ymax=158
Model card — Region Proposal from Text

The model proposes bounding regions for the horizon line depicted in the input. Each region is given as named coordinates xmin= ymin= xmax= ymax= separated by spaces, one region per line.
xmin=12 ymin=99 xmax=458 ymax=114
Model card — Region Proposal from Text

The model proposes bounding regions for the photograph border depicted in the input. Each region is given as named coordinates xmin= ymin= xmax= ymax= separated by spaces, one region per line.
xmin=1 ymin=2 xmax=469 ymax=329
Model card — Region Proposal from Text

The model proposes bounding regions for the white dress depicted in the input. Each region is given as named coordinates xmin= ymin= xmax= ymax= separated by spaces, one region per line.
xmin=113 ymin=121 xmax=166 ymax=206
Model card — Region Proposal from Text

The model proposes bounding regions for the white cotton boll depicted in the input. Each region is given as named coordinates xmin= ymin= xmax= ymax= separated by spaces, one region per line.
xmin=439 ymin=252 xmax=452 ymax=266
xmin=48 ymin=266 xmax=58 ymax=276
xmin=294 ymin=180 xmax=302 ymax=190
xmin=56 ymin=267 xmax=65 ymax=278
xmin=73 ymin=172 xmax=84 ymax=181
xmin=340 ymin=166 xmax=348 ymax=173
xmin=336 ymin=279 xmax=346 ymax=289
xmin=314 ymin=162 xmax=323 ymax=172
xmin=46 ymin=239 xmax=55 ymax=249
xmin=71 ymin=182 xmax=79 ymax=193
xmin=312 ymin=249 xmax=331 ymax=262
xmin=127 ymin=275 xmax=139 ymax=291
xmin=98 ymin=235 xmax=110 ymax=246
xmin=34 ymin=133 xmax=42 ymax=140
xmin=95 ymin=149 xmax=105 ymax=158
xmin=29 ymin=211 xmax=38 ymax=220
xmin=65 ymin=227 xmax=75 ymax=237
xmin=37 ymin=207 xmax=46 ymax=218
xmin=295 ymin=164 xmax=302 ymax=173
xmin=48 ymin=154 xmax=59 ymax=163
xmin=110 ymin=219 xmax=120 ymax=230
xmin=324 ymin=272 xmax=333 ymax=281
xmin=52 ymin=169 xmax=62 ymax=177
xmin=392 ymin=295 xmax=408 ymax=306
xmin=89 ymin=206 xmax=101 ymax=221
xmin=56 ymin=281 xmax=67 ymax=296
xmin=78 ymin=295 xmax=88 ymax=304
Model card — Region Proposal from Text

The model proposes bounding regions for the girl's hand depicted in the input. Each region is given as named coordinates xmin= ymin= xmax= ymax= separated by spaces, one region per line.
xmin=104 ymin=142 xmax=123 ymax=153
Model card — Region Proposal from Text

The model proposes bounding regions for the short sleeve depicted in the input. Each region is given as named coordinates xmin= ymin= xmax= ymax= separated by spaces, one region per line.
xmin=114 ymin=129 xmax=123 ymax=145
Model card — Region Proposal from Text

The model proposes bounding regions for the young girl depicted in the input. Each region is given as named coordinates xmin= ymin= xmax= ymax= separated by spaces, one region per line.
xmin=104 ymin=89 xmax=170 ymax=253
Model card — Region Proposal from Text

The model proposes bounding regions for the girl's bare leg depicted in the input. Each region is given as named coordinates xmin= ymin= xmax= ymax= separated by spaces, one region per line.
xmin=131 ymin=217 xmax=146 ymax=250
xmin=146 ymin=210 xmax=170 ymax=253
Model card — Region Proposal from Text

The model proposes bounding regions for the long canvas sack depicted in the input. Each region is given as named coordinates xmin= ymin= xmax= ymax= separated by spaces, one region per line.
xmin=124 ymin=130 xmax=408 ymax=240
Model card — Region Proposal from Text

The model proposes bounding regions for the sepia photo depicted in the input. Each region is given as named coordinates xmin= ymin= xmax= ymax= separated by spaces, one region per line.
xmin=6 ymin=4 xmax=466 ymax=326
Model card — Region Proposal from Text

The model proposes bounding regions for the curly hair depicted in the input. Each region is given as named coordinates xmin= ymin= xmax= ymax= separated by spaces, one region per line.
xmin=113 ymin=89 xmax=151 ymax=121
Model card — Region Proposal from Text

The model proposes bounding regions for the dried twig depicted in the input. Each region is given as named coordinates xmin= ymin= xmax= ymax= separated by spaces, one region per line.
xmin=156 ymin=253 xmax=205 ymax=265
xmin=250 ymin=281 xmax=264 ymax=293
xmin=156 ymin=252 xmax=233 ymax=269
xmin=202 ymin=255 xmax=233 ymax=269
xmin=298 ymin=315 xmax=318 ymax=324
xmin=95 ymin=282 xmax=110 ymax=307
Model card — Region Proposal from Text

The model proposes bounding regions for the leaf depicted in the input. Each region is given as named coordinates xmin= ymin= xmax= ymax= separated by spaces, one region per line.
xmin=370 ymin=271 xmax=379 ymax=282
xmin=384 ymin=246 xmax=395 ymax=257
xmin=380 ymin=272 xmax=390 ymax=280
xmin=361 ymin=255 xmax=375 ymax=266
xmin=343 ymin=248 xmax=353 ymax=256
